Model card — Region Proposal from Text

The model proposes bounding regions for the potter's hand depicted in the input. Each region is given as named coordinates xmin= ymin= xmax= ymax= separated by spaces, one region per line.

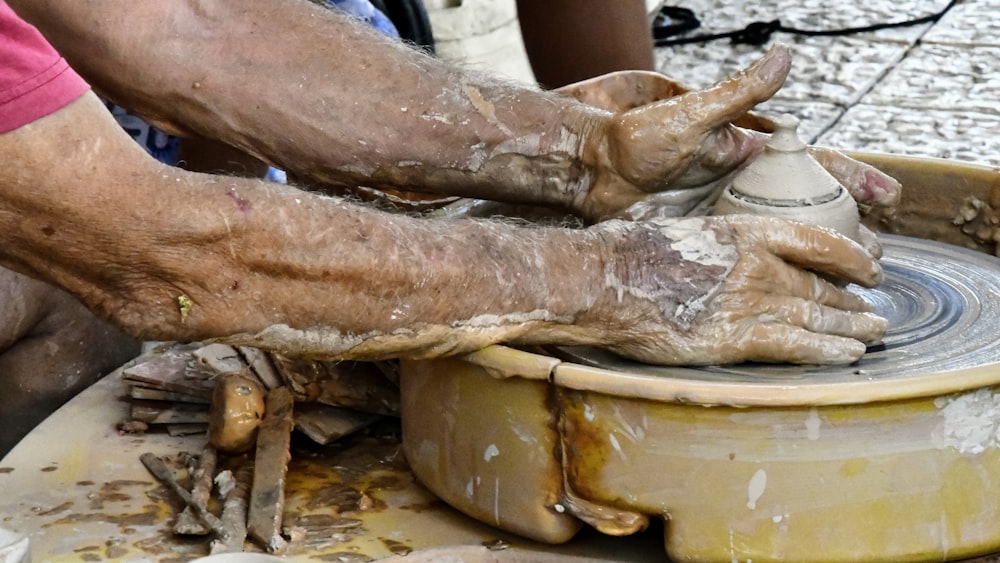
xmin=583 ymin=215 xmax=886 ymax=365
xmin=573 ymin=44 xmax=901 ymax=222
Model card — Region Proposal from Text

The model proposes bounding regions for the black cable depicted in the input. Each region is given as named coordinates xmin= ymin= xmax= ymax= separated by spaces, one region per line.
xmin=370 ymin=0 xmax=436 ymax=54
xmin=653 ymin=1 xmax=959 ymax=47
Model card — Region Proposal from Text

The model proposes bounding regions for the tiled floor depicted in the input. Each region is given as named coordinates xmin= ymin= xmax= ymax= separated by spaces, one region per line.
xmin=652 ymin=0 xmax=1000 ymax=166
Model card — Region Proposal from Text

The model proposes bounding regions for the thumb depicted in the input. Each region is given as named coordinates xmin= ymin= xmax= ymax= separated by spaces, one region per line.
xmin=677 ymin=43 xmax=792 ymax=133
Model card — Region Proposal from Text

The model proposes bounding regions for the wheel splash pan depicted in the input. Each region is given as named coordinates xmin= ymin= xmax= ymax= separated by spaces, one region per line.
xmin=400 ymin=233 xmax=1000 ymax=562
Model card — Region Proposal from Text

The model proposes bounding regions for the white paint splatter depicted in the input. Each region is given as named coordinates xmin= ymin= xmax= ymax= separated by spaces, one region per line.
xmin=805 ymin=408 xmax=821 ymax=441
xmin=935 ymin=388 xmax=1000 ymax=455
xmin=608 ymin=433 xmax=626 ymax=461
xmin=510 ymin=423 xmax=536 ymax=445
xmin=747 ymin=469 xmax=767 ymax=510
xmin=483 ymin=444 xmax=500 ymax=462
xmin=659 ymin=219 xmax=738 ymax=267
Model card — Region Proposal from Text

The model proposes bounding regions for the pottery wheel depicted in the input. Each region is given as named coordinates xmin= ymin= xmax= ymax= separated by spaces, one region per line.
xmin=556 ymin=234 xmax=1000 ymax=386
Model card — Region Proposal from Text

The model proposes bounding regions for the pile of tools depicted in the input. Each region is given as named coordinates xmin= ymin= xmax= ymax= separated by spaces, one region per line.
xmin=120 ymin=342 xmax=400 ymax=554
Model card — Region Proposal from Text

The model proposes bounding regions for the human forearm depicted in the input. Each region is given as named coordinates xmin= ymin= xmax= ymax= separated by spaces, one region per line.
xmin=10 ymin=0 xmax=604 ymax=211
xmin=2 ymin=90 xmax=888 ymax=366
xmin=0 ymin=93 xmax=609 ymax=359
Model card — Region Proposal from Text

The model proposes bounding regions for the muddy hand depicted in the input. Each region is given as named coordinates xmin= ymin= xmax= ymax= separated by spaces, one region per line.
xmin=575 ymin=44 xmax=791 ymax=221
xmin=809 ymin=146 xmax=901 ymax=208
xmin=584 ymin=215 xmax=887 ymax=366
xmin=555 ymin=70 xmax=689 ymax=114
xmin=575 ymin=43 xmax=901 ymax=222
xmin=611 ymin=138 xmax=903 ymax=225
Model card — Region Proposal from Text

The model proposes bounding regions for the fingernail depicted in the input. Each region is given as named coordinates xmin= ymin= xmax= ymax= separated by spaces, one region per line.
xmin=871 ymin=262 xmax=884 ymax=285
xmin=758 ymin=50 xmax=790 ymax=82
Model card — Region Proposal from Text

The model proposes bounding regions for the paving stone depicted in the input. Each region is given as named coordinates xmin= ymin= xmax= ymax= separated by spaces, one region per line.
xmin=653 ymin=0 xmax=999 ymax=168
xmin=653 ymin=41 xmax=768 ymax=89
xmin=863 ymin=44 xmax=1000 ymax=115
xmin=817 ymin=104 xmax=1000 ymax=166
xmin=921 ymin=0 xmax=1000 ymax=46
xmin=753 ymin=99 xmax=845 ymax=144
xmin=654 ymin=36 xmax=908 ymax=106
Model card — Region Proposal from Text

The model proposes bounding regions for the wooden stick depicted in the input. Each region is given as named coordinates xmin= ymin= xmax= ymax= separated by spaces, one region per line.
xmin=247 ymin=386 xmax=295 ymax=554
xmin=140 ymin=452 xmax=226 ymax=538
xmin=174 ymin=445 xmax=218 ymax=535
xmin=210 ymin=464 xmax=254 ymax=554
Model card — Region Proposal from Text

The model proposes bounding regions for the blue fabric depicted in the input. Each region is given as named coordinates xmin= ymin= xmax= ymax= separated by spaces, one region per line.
xmin=105 ymin=100 xmax=180 ymax=165
xmin=110 ymin=0 xmax=399 ymax=171
xmin=325 ymin=0 xmax=400 ymax=38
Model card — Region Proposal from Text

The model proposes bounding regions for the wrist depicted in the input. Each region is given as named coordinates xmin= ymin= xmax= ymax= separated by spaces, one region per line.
xmin=460 ymin=97 xmax=610 ymax=215
xmin=561 ymin=107 xmax=612 ymax=218
xmin=504 ymin=224 xmax=615 ymax=348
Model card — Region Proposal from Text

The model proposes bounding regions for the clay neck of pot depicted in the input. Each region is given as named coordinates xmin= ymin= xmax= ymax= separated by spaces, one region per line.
xmin=731 ymin=114 xmax=844 ymax=204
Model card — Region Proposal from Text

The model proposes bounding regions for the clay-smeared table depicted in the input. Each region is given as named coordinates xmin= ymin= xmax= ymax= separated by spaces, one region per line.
xmin=0 ymin=367 xmax=664 ymax=562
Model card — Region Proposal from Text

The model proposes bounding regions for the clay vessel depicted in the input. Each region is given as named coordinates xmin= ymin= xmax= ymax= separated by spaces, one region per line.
xmin=713 ymin=114 xmax=861 ymax=242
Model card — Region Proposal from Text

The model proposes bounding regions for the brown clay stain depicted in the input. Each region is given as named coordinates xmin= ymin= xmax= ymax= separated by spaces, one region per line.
xmin=105 ymin=542 xmax=129 ymax=559
xmin=558 ymin=391 xmax=611 ymax=497
xmin=380 ymin=537 xmax=412 ymax=555
xmin=397 ymin=499 xmax=447 ymax=513
xmin=87 ymin=480 xmax=152 ymax=510
xmin=36 ymin=501 xmax=74 ymax=517
xmin=292 ymin=514 xmax=364 ymax=531
xmin=131 ymin=534 xmax=210 ymax=558
xmin=46 ymin=509 xmax=159 ymax=528
xmin=310 ymin=552 xmax=373 ymax=562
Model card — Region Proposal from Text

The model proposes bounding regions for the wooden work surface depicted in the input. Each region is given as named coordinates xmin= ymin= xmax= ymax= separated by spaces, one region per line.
xmin=0 ymin=368 xmax=662 ymax=562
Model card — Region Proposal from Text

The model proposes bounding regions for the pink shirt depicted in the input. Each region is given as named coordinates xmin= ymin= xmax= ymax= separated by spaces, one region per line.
xmin=0 ymin=1 xmax=89 ymax=134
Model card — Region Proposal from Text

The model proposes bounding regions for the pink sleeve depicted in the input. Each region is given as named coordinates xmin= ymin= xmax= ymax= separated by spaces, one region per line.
xmin=0 ymin=1 xmax=90 ymax=134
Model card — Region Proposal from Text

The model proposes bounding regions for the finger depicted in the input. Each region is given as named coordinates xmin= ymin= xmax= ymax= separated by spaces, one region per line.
xmin=748 ymin=253 xmax=874 ymax=312
xmin=809 ymin=147 xmax=902 ymax=207
xmin=620 ymin=181 xmax=723 ymax=220
xmin=671 ymin=126 xmax=767 ymax=188
xmin=858 ymin=224 xmax=882 ymax=260
xmin=747 ymin=295 xmax=887 ymax=343
xmin=606 ymin=47 xmax=788 ymax=192
xmin=739 ymin=323 xmax=868 ymax=365
xmin=674 ymin=43 xmax=791 ymax=133
xmin=740 ymin=217 xmax=883 ymax=287
xmin=556 ymin=71 xmax=688 ymax=112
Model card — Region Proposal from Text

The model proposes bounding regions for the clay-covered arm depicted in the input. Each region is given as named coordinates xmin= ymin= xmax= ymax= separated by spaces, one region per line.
xmin=9 ymin=0 xmax=600 ymax=212
xmin=8 ymin=2 xmax=899 ymax=221
xmin=1 ymin=92 xmax=885 ymax=364
xmin=0 ymin=93 xmax=602 ymax=359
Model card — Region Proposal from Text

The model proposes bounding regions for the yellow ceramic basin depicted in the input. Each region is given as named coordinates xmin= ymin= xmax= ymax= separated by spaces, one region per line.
xmin=400 ymin=153 xmax=1000 ymax=562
